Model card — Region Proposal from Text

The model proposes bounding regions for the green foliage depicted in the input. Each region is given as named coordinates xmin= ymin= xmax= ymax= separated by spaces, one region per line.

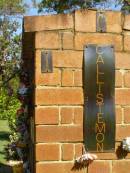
xmin=122 ymin=0 xmax=130 ymax=13
xmin=38 ymin=0 xmax=103 ymax=13
xmin=0 ymin=85 xmax=21 ymax=130
xmin=38 ymin=0 xmax=130 ymax=13
xmin=0 ymin=17 xmax=21 ymax=88
xmin=0 ymin=0 xmax=25 ymax=15
xmin=0 ymin=0 xmax=23 ymax=129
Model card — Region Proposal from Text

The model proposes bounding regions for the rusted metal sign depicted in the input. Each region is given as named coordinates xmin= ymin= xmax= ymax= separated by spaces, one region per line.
xmin=84 ymin=44 xmax=115 ymax=152
xmin=41 ymin=51 xmax=53 ymax=73
xmin=96 ymin=11 xmax=106 ymax=32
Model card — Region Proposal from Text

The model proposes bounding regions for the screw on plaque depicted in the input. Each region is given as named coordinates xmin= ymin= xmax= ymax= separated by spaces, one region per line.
xmin=96 ymin=11 xmax=106 ymax=33
xmin=41 ymin=51 xmax=53 ymax=73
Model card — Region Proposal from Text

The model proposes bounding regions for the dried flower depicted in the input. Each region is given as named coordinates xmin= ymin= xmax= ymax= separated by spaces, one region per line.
xmin=122 ymin=137 xmax=130 ymax=152
xmin=72 ymin=152 xmax=97 ymax=170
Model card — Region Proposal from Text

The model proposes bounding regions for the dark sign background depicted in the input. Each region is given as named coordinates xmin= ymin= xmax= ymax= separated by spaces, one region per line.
xmin=83 ymin=44 xmax=115 ymax=152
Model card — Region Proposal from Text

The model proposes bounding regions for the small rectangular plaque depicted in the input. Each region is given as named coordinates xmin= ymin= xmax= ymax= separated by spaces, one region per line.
xmin=96 ymin=11 xmax=106 ymax=32
xmin=84 ymin=44 xmax=115 ymax=152
xmin=41 ymin=51 xmax=53 ymax=73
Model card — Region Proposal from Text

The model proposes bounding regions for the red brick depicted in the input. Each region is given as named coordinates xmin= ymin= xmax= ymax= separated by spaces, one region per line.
xmin=36 ymin=125 xmax=83 ymax=142
xmin=124 ymin=107 xmax=130 ymax=123
xmin=96 ymin=153 xmax=117 ymax=160
xmin=116 ymin=107 xmax=122 ymax=124
xmin=88 ymin=161 xmax=110 ymax=173
xmin=74 ymin=70 xmax=83 ymax=86
xmin=36 ymin=162 xmax=85 ymax=173
xmin=124 ymin=32 xmax=130 ymax=51
xmin=75 ymin=33 xmax=123 ymax=51
xmin=113 ymin=161 xmax=130 ymax=173
xmin=35 ymin=67 xmax=61 ymax=86
xmin=62 ymin=69 xmax=74 ymax=86
xmin=115 ymin=89 xmax=130 ymax=105
xmin=115 ymin=52 xmax=130 ymax=69
xmin=124 ymin=14 xmax=130 ymax=30
xmin=74 ymin=107 xmax=83 ymax=124
xmin=75 ymin=143 xmax=83 ymax=158
xmin=35 ymin=107 xmax=59 ymax=125
xmin=75 ymin=10 xmax=96 ymax=32
xmin=35 ymin=88 xmax=83 ymax=105
xmin=116 ymin=125 xmax=130 ymax=140
xmin=105 ymin=11 xmax=122 ymax=33
xmin=35 ymin=50 xmax=83 ymax=68
xmin=62 ymin=32 xmax=74 ymax=49
xmin=24 ymin=13 xmax=74 ymax=32
xmin=53 ymin=50 xmax=83 ymax=68
xmin=35 ymin=31 xmax=60 ymax=49
xmin=60 ymin=107 xmax=73 ymax=124
xmin=36 ymin=144 xmax=60 ymax=161
xmin=115 ymin=70 xmax=122 ymax=88
xmin=124 ymin=71 xmax=130 ymax=87
xmin=62 ymin=144 xmax=74 ymax=160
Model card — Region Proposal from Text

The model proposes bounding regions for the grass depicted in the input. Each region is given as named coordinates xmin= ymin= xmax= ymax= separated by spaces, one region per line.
xmin=0 ymin=120 xmax=10 ymax=164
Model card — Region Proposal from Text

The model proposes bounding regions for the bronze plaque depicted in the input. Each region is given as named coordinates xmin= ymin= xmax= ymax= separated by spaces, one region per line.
xmin=84 ymin=44 xmax=115 ymax=152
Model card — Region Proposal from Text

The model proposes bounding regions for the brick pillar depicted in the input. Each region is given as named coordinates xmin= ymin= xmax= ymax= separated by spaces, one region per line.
xmin=23 ymin=10 xmax=130 ymax=173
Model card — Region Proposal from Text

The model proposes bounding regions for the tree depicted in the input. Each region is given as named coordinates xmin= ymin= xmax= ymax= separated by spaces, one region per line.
xmin=38 ymin=0 xmax=130 ymax=13
xmin=122 ymin=0 xmax=130 ymax=13
xmin=0 ymin=0 xmax=27 ymax=130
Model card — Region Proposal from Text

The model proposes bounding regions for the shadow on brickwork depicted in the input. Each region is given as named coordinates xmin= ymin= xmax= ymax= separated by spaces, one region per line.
xmin=116 ymin=143 xmax=128 ymax=159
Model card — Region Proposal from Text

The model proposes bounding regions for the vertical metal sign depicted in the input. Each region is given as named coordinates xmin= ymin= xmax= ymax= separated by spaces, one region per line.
xmin=84 ymin=44 xmax=115 ymax=152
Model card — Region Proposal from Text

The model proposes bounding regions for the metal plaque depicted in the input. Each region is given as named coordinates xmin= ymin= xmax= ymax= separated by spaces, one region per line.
xmin=41 ymin=51 xmax=53 ymax=73
xmin=96 ymin=11 xmax=106 ymax=32
xmin=84 ymin=44 xmax=115 ymax=152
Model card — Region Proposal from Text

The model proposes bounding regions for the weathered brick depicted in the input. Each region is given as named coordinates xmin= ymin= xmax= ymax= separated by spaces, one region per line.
xmin=124 ymin=31 xmax=130 ymax=51
xmin=62 ymin=144 xmax=74 ymax=160
xmin=75 ymin=143 xmax=83 ymax=158
xmin=124 ymin=71 xmax=130 ymax=87
xmin=53 ymin=50 xmax=83 ymax=68
xmin=35 ymin=107 xmax=59 ymax=125
xmin=115 ymin=89 xmax=130 ymax=105
xmin=36 ymin=125 xmax=83 ymax=142
xmin=113 ymin=161 xmax=130 ymax=173
xmin=88 ymin=161 xmax=110 ymax=173
xmin=35 ymin=88 xmax=83 ymax=105
xmin=35 ymin=67 xmax=61 ymax=86
xmin=60 ymin=107 xmax=73 ymax=124
xmin=115 ymin=52 xmax=130 ymax=69
xmin=35 ymin=31 xmax=60 ymax=49
xmin=124 ymin=14 xmax=130 ymax=30
xmin=36 ymin=144 xmax=60 ymax=161
xmin=24 ymin=13 xmax=74 ymax=32
xmin=115 ymin=70 xmax=122 ymax=87
xmin=116 ymin=107 xmax=122 ymax=124
xmin=106 ymin=11 xmax=122 ymax=33
xmin=35 ymin=50 xmax=83 ymax=68
xmin=74 ymin=107 xmax=83 ymax=124
xmin=124 ymin=107 xmax=130 ymax=123
xmin=62 ymin=69 xmax=74 ymax=86
xmin=62 ymin=32 xmax=74 ymax=49
xmin=75 ymin=10 xmax=96 ymax=32
xmin=36 ymin=162 xmax=84 ymax=173
xmin=116 ymin=125 xmax=130 ymax=140
xmin=75 ymin=33 xmax=122 ymax=51
xmin=96 ymin=153 xmax=117 ymax=160
xmin=74 ymin=70 xmax=83 ymax=86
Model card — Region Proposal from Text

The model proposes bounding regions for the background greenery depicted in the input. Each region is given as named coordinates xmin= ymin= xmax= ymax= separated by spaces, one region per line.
xmin=0 ymin=120 xmax=10 ymax=163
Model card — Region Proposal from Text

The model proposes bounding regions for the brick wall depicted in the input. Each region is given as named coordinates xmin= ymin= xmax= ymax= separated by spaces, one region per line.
xmin=23 ymin=9 xmax=130 ymax=173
